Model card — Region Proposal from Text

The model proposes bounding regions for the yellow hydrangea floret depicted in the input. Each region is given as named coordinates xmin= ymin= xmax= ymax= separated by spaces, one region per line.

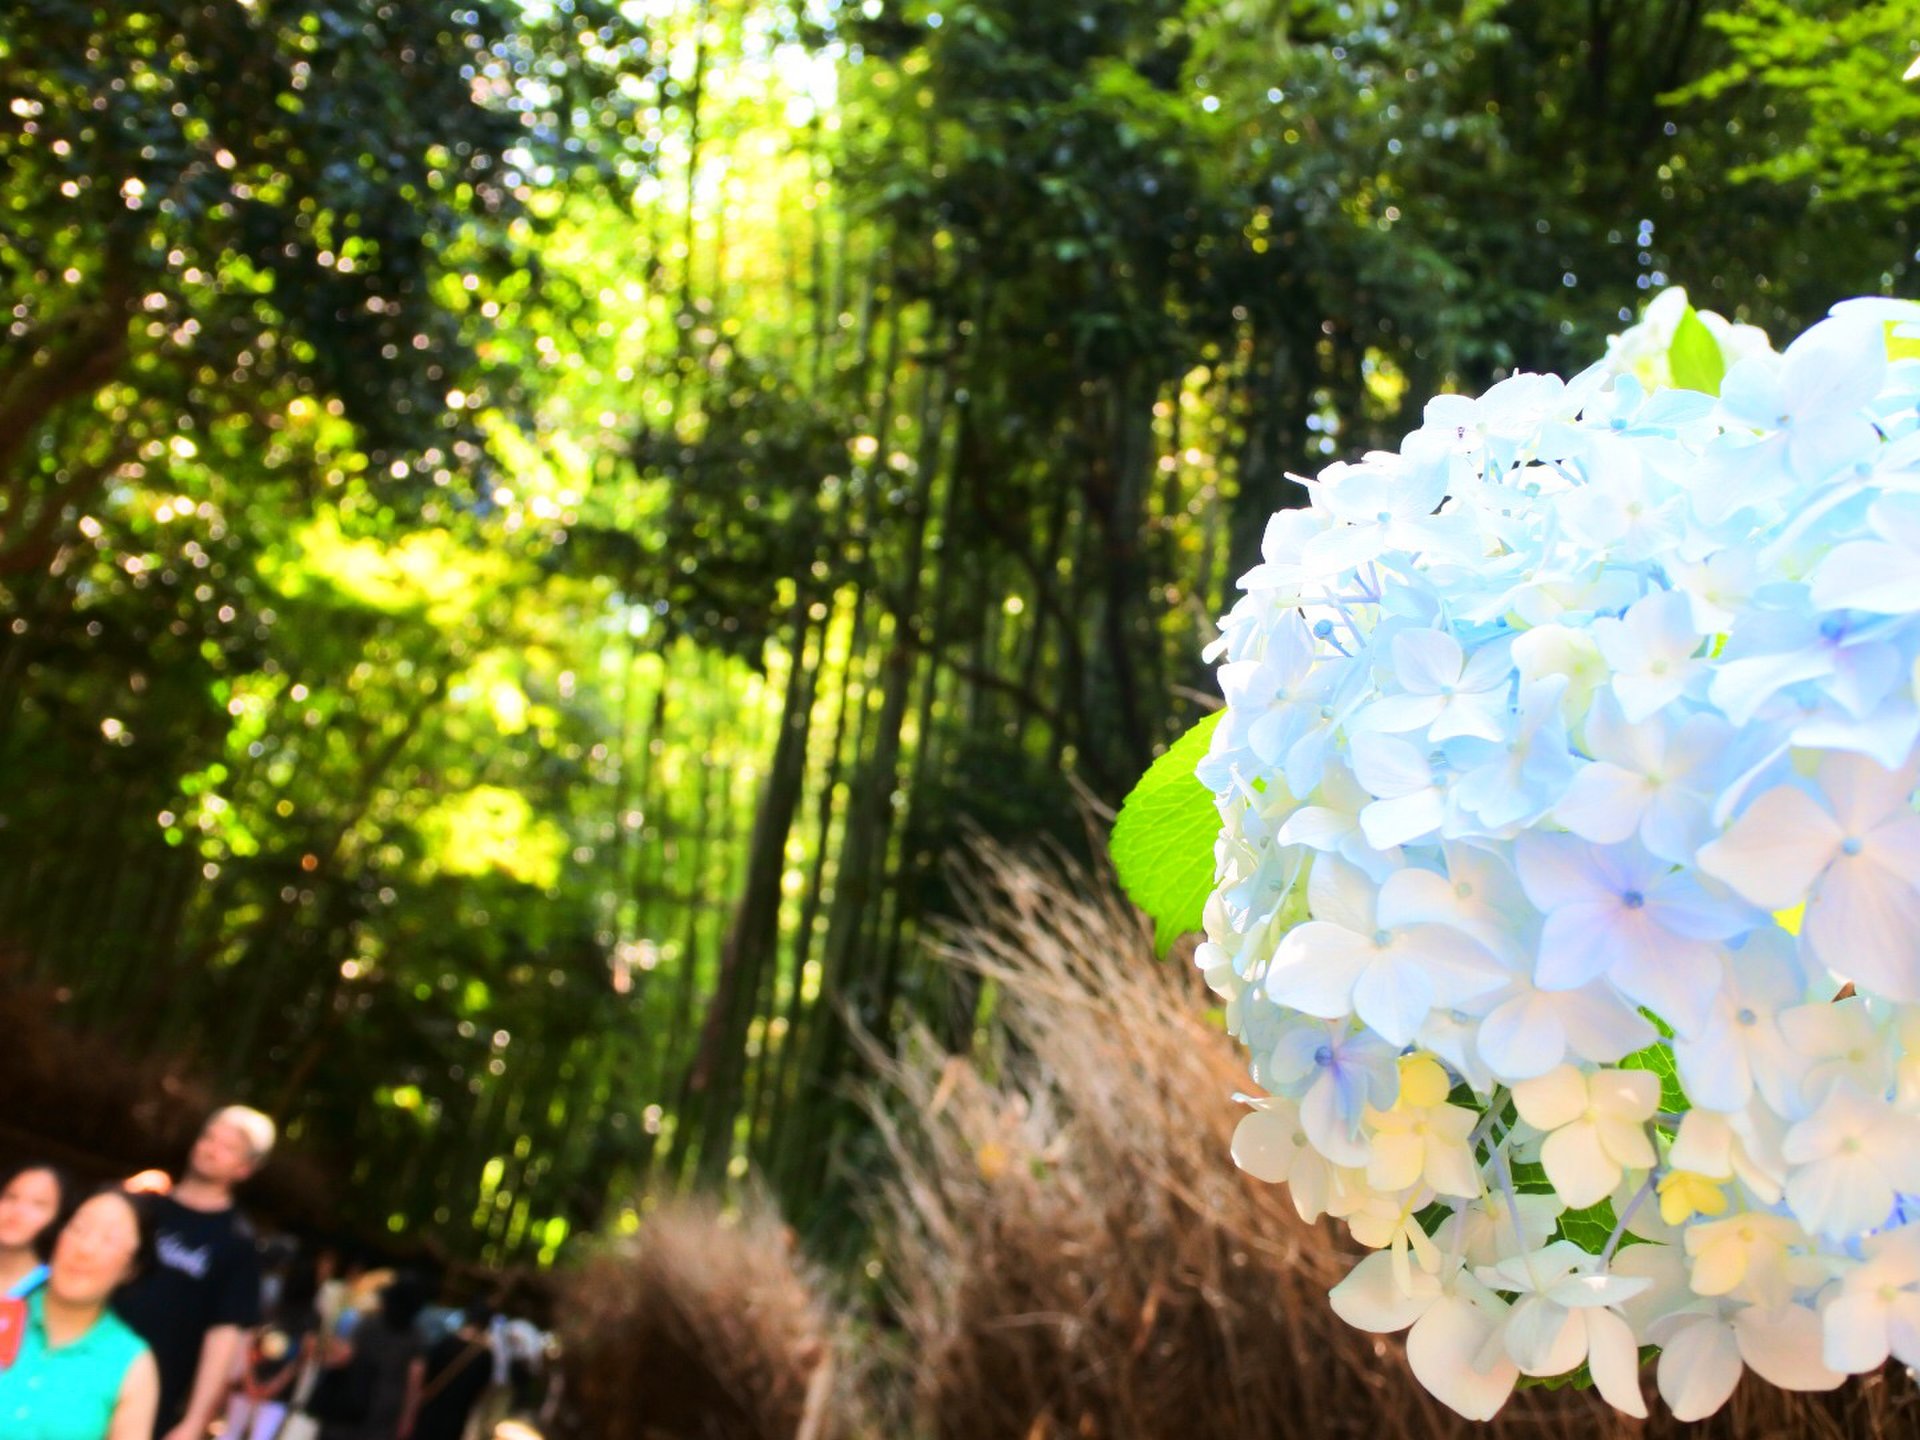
xmin=1396 ymin=1053 xmax=1452 ymax=1110
xmin=1657 ymin=1168 xmax=1729 ymax=1226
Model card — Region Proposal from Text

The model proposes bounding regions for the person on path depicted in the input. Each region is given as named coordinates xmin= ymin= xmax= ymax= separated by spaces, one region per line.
xmin=314 ymin=1274 xmax=426 ymax=1440
xmin=0 ymin=1163 xmax=71 ymax=1300
xmin=114 ymin=1105 xmax=273 ymax=1440
xmin=410 ymin=1306 xmax=492 ymax=1440
xmin=0 ymin=1185 xmax=161 ymax=1440
xmin=225 ymin=1257 xmax=320 ymax=1440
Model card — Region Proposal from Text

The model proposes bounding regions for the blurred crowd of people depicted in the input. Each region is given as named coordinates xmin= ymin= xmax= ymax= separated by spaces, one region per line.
xmin=0 ymin=1107 xmax=559 ymax=1440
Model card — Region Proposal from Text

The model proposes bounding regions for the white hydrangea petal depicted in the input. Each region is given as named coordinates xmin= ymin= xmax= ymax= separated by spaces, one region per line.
xmin=1606 ymin=934 xmax=1721 ymax=1038
xmin=1595 ymin=1114 xmax=1657 ymax=1172
xmin=1557 ymin=990 xmax=1657 ymax=1067
xmin=1511 ymin=1065 xmax=1588 ymax=1130
xmin=1864 ymin=813 xmax=1920 ymax=887
xmin=1553 ymin=762 xmax=1648 ymax=844
xmin=1264 ymin=930 xmax=1369 ymax=1020
xmin=1275 ymin=805 xmax=1355 ymax=851
xmin=1424 ymin=1132 xmax=1484 ymax=1199
xmin=1548 ymin=1268 xmax=1654 ymax=1311
xmin=1642 ymin=789 xmax=1714 ymax=865
xmin=1285 ymin=1149 xmax=1340 ymax=1222
xmin=1780 ymin=314 xmax=1888 ymax=418
xmin=1407 ymin=1296 xmax=1518 ymax=1421
xmin=1357 ymin=692 xmax=1446 ymax=735
xmin=1610 ymin=671 xmax=1689 ymax=725
xmin=1393 ymin=628 xmax=1464 ymax=694
xmin=1669 ymin=1109 xmax=1733 ymax=1177
xmin=1397 ymin=923 xmax=1506 ymax=998
xmin=1514 ymin=832 xmax=1611 ymax=910
xmin=1476 ymin=994 xmax=1569 ymax=1081
xmin=1534 ymin=903 xmax=1625 ymax=990
xmin=1350 ymin=732 xmax=1434 ymax=799
xmin=1299 ymin=1070 xmax=1370 ymax=1167
xmin=1540 ymin=1124 xmax=1618 ymax=1209
xmin=1656 ymin=1315 xmax=1742 ymax=1421
xmin=1610 ymin=1242 xmax=1694 ymax=1337
xmin=1803 ymin=859 xmax=1920 ymax=1003
xmin=1672 ymin=1008 xmax=1754 ymax=1113
xmin=1887 ymin=1292 xmax=1920 ymax=1370
xmin=1584 ymin=1307 xmax=1649 ymax=1418
xmin=1709 ymin=645 xmax=1836 ymax=727
xmin=1696 ymin=785 xmax=1842 ymax=908
xmin=1430 ymin=687 xmax=1510 ymax=744
xmin=1459 ymin=640 xmax=1516 ymax=692
xmin=1306 ymin=854 xmax=1378 ymax=932
xmin=1359 ymin=789 xmax=1446 ymax=850
xmin=1809 ymin=539 xmax=1920 ymax=613
xmin=1820 ymin=750 xmax=1918 ymax=835
xmin=1364 ymin=1128 xmax=1426 ymax=1193
xmin=1329 ymin=1249 xmax=1431 ymax=1334
xmin=1785 ymin=1152 xmax=1891 ymax=1242
xmin=1718 ymin=354 xmax=1786 ymax=430
xmin=1732 ymin=1304 xmax=1845 ymax=1393
xmin=1352 ymin=960 xmax=1436 ymax=1048
xmin=1822 ymin=1292 xmax=1893 ymax=1374
xmin=1790 ymin=699 xmax=1920 ymax=772
xmin=1230 ymin=1105 xmax=1302 ymax=1184
xmin=1504 ymin=1296 xmax=1585 ymax=1376
xmin=1591 ymin=1067 xmax=1658 ymax=1118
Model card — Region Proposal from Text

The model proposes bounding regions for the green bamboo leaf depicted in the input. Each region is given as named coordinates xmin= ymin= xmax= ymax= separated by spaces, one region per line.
xmin=1110 ymin=711 xmax=1223 ymax=952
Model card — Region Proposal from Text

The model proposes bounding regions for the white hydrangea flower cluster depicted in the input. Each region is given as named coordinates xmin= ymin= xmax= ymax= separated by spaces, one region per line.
xmin=1196 ymin=291 xmax=1920 ymax=1420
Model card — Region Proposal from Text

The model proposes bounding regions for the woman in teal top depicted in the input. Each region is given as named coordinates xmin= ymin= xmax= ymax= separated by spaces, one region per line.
xmin=0 ymin=1187 xmax=159 ymax=1440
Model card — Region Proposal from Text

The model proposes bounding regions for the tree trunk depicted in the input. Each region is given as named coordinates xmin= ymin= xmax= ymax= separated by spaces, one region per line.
xmin=684 ymin=595 xmax=819 ymax=1185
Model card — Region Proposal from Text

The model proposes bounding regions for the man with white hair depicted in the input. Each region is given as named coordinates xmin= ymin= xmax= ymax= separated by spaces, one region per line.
xmin=116 ymin=1104 xmax=274 ymax=1439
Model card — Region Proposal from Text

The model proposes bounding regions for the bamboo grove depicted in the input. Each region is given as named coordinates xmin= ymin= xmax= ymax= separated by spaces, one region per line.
xmin=2 ymin=0 xmax=1917 ymax=1264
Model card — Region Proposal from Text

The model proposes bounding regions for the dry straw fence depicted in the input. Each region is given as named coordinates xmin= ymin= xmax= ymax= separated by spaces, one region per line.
xmin=561 ymin=847 xmax=1920 ymax=1440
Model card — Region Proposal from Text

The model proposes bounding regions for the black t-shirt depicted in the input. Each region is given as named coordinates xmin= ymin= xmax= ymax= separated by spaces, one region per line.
xmin=414 ymin=1333 xmax=493 ymax=1440
xmin=113 ymin=1195 xmax=262 ymax=1431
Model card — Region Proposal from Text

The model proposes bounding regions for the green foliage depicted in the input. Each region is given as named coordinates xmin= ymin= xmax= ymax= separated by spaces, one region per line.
xmin=1508 ymin=1158 xmax=1559 ymax=1196
xmin=1620 ymin=1041 xmax=1690 ymax=1113
xmin=1553 ymin=1191 xmax=1655 ymax=1259
xmin=1676 ymin=0 xmax=1920 ymax=206
xmin=1670 ymin=308 xmax=1728 ymax=395
xmin=1519 ymin=1364 xmax=1593 ymax=1392
xmin=1517 ymin=1348 xmax=1657 ymax=1393
xmin=1554 ymin=1198 xmax=1619 ymax=1256
xmin=1110 ymin=712 xmax=1223 ymax=951
xmin=0 ymin=0 xmax=642 ymax=506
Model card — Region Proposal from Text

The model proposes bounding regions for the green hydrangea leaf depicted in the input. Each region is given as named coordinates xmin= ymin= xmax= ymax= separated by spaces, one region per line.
xmin=1554 ymin=1198 xmax=1617 ymax=1255
xmin=1110 ymin=710 xmax=1223 ymax=952
xmin=1553 ymin=1195 xmax=1650 ymax=1257
xmin=1507 ymin=1158 xmax=1558 ymax=1195
xmin=1518 ymin=1349 xmax=1655 ymax=1392
xmin=1519 ymin=1363 xmax=1593 ymax=1391
xmin=1669 ymin=305 xmax=1727 ymax=395
xmin=1619 ymin=1040 xmax=1689 ymax=1113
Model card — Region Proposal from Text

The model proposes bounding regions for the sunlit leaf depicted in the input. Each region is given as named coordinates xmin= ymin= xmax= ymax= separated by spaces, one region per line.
xmin=1110 ymin=711 xmax=1222 ymax=952
xmin=1668 ymin=306 xmax=1726 ymax=395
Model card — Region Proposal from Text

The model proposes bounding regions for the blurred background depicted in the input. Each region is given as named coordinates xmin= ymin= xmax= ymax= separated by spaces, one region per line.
xmin=1 ymin=0 xmax=1916 ymax=1297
